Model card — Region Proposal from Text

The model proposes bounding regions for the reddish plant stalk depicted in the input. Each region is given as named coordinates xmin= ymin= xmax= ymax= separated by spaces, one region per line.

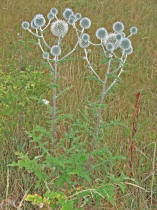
xmin=130 ymin=92 xmax=141 ymax=170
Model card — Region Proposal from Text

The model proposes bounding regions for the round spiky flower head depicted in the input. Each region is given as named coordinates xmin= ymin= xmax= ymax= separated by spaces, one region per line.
xmin=79 ymin=39 xmax=90 ymax=48
xmin=104 ymin=33 xmax=119 ymax=50
xmin=106 ymin=42 xmax=114 ymax=52
xmin=80 ymin=17 xmax=91 ymax=29
xmin=22 ymin=21 xmax=30 ymax=30
xmin=113 ymin=21 xmax=124 ymax=33
xmin=115 ymin=33 xmax=122 ymax=41
xmin=50 ymin=8 xmax=58 ymax=16
xmin=34 ymin=14 xmax=46 ymax=28
xmin=75 ymin=12 xmax=82 ymax=20
xmin=68 ymin=15 xmax=76 ymax=25
xmin=47 ymin=12 xmax=54 ymax=20
xmin=120 ymin=38 xmax=131 ymax=50
xmin=63 ymin=8 xmax=73 ymax=20
xmin=31 ymin=19 xmax=38 ymax=29
xmin=51 ymin=19 xmax=68 ymax=38
xmin=43 ymin=52 xmax=50 ymax=59
xmin=96 ymin=27 xmax=108 ymax=40
xmin=50 ymin=45 xmax=61 ymax=56
xmin=130 ymin=26 xmax=138 ymax=35
xmin=81 ymin=33 xmax=90 ymax=42
xmin=124 ymin=47 xmax=133 ymax=55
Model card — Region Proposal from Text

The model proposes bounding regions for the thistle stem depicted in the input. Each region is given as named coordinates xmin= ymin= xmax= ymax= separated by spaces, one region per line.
xmin=91 ymin=58 xmax=111 ymax=151
xmin=52 ymin=59 xmax=57 ymax=154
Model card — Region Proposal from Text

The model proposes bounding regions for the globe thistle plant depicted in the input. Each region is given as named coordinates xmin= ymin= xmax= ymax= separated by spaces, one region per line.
xmin=21 ymin=8 xmax=91 ymax=147
xmin=82 ymin=21 xmax=138 ymax=152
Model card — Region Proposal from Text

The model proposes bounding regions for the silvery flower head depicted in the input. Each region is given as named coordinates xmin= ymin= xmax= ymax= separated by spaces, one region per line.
xmin=22 ymin=21 xmax=30 ymax=30
xmin=50 ymin=8 xmax=58 ymax=16
xmin=47 ymin=12 xmax=55 ymax=20
xmin=75 ymin=12 xmax=82 ymax=21
xmin=105 ymin=42 xmax=115 ymax=52
xmin=124 ymin=47 xmax=133 ymax=55
xmin=115 ymin=33 xmax=122 ymax=41
xmin=130 ymin=26 xmax=138 ymax=35
xmin=31 ymin=19 xmax=38 ymax=29
xmin=113 ymin=21 xmax=124 ymax=33
xmin=50 ymin=45 xmax=61 ymax=56
xmin=63 ymin=8 xmax=73 ymax=20
xmin=81 ymin=33 xmax=90 ymax=42
xmin=80 ymin=17 xmax=91 ymax=29
xmin=43 ymin=52 xmax=49 ymax=59
xmin=51 ymin=19 xmax=68 ymax=38
xmin=68 ymin=15 xmax=76 ymax=25
xmin=120 ymin=38 xmax=132 ymax=50
xmin=79 ymin=39 xmax=90 ymax=48
xmin=33 ymin=14 xmax=46 ymax=28
xmin=104 ymin=33 xmax=119 ymax=50
xmin=96 ymin=27 xmax=108 ymax=40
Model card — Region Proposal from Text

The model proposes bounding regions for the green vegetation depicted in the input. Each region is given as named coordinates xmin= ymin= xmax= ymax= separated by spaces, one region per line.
xmin=0 ymin=0 xmax=156 ymax=209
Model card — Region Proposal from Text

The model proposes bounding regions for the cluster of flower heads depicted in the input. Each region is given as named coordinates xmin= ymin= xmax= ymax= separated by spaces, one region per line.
xmin=95 ymin=21 xmax=137 ymax=55
xmin=21 ymin=8 xmax=137 ymax=58
xmin=22 ymin=8 xmax=93 ymax=58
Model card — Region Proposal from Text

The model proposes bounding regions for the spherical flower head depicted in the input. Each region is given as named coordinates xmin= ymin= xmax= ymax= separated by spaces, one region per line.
xmin=113 ymin=21 xmax=124 ymax=33
xmin=51 ymin=19 xmax=68 ymax=38
xmin=63 ymin=8 xmax=73 ymax=20
xmin=81 ymin=33 xmax=90 ymax=42
xmin=50 ymin=45 xmax=61 ymax=56
xmin=80 ymin=17 xmax=91 ymax=29
xmin=34 ymin=14 xmax=46 ymax=28
xmin=50 ymin=8 xmax=58 ymax=16
xmin=79 ymin=39 xmax=90 ymax=48
xmin=67 ymin=15 xmax=76 ymax=25
xmin=31 ymin=19 xmax=38 ymax=29
xmin=43 ymin=52 xmax=49 ymax=59
xmin=120 ymin=38 xmax=131 ymax=50
xmin=96 ymin=27 xmax=108 ymax=40
xmin=106 ymin=42 xmax=114 ymax=52
xmin=104 ymin=33 xmax=119 ymax=49
xmin=115 ymin=33 xmax=122 ymax=41
xmin=130 ymin=26 xmax=138 ymax=35
xmin=22 ymin=21 xmax=30 ymax=30
xmin=47 ymin=12 xmax=54 ymax=20
xmin=75 ymin=12 xmax=82 ymax=20
xmin=124 ymin=47 xmax=133 ymax=55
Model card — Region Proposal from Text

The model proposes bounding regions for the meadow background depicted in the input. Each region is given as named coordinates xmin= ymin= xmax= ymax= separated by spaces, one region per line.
xmin=0 ymin=0 xmax=157 ymax=209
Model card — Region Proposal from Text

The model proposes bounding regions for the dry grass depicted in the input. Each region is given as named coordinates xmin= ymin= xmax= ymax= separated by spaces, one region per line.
xmin=0 ymin=0 xmax=157 ymax=209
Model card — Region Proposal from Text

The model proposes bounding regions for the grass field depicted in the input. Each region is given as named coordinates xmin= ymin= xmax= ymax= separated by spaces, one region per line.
xmin=0 ymin=0 xmax=157 ymax=209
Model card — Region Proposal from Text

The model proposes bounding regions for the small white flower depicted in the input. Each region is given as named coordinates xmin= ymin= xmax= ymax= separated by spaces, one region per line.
xmin=42 ymin=99 xmax=49 ymax=105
